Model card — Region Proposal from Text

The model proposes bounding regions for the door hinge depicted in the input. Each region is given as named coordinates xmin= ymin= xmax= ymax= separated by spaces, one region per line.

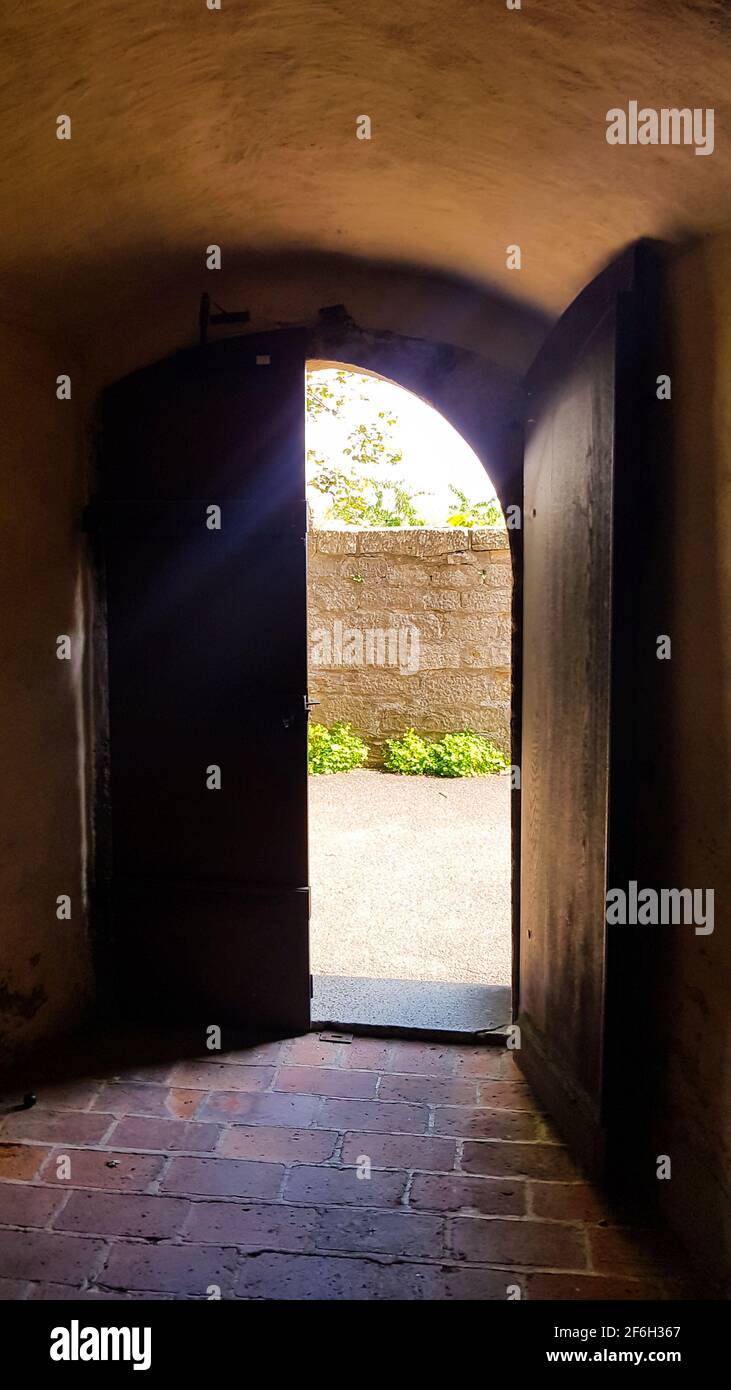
xmin=310 ymin=973 xmax=314 ymax=999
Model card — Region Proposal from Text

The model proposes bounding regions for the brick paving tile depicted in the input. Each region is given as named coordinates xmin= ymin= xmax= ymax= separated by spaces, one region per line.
xmin=339 ymin=1040 xmax=393 ymax=1071
xmin=477 ymin=1080 xmax=541 ymax=1111
xmin=0 ymin=1143 xmax=50 ymax=1182
xmin=378 ymin=1262 xmax=523 ymax=1300
xmin=0 ymin=1229 xmax=106 ymax=1285
xmin=315 ymin=1207 xmax=444 ymax=1260
xmin=452 ymin=1048 xmax=515 ymax=1080
xmin=198 ymin=1092 xmax=321 ymax=1127
xmin=53 ymin=1191 xmax=188 ymax=1240
xmin=381 ymin=1043 xmax=457 ymax=1077
xmin=0 ymin=1183 xmax=66 ymax=1227
xmin=450 ymin=1216 xmax=587 ymax=1269
xmin=0 ymin=1277 xmax=28 ymax=1297
xmin=168 ymin=1062 xmax=275 ymax=1092
xmin=461 ymin=1139 xmax=580 ymax=1181
xmin=235 ymin=1252 xmax=382 ymax=1300
xmin=316 ymin=1098 xmax=429 ymax=1135
xmin=588 ymin=1225 xmax=684 ymax=1277
xmin=0 ymin=1081 xmax=100 ymax=1112
xmin=0 ymin=1030 xmax=698 ymax=1301
xmin=0 ymin=1110 xmax=113 ymax=1145
xmin=185 ymin=1200 xmax=319 ymax=1251
xmin=160 ymin=1156 xmax=283 ymax=1200
xmin=282 ymin=1164 xmax=407 ymax=1207
xmin=409 ymin=1172 xmax=525 ymax=1217
xmin=91 ymin=1084 xmax=207 ymax=1120
xmin=107 ymin=1116 xmax=221 ymax=1153
xmin=378 ymin=1075 xmax=478 ymax=1107
xmin=39 ymin=1148 xmax=165 ymax=1191
xmin=25 ymin=1282 xmax=159 ymax=1300
xmin=216 ymin=1041 xmax=285 ymax=1066
xmin=282 ymin=1036 xmax=346 ymax=1067
xmin=340 ymin=1132 xmax=457 ymax=1172
xmin=274 ymin=1066 xmax=378 ymax=1100
xmin=101 ymin=1241 xmax=237 ymax=1297
xmin=217 ymin=1125 xmax=338 ymax=1164
xmin=524 ymin=1271 xmax=678 ymax=1300
xmin=434 ymin=1106 xmax=539 ymax=1141
xmin=529 ymin=1180 xmax=619 ymax=1223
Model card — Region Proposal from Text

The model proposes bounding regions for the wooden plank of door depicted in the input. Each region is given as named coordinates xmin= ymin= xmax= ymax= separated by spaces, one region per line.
xmin=517 ymin=246 xmax=657 ymax=1172
xmin=97 ymin=329 xmax=311 ymax=1033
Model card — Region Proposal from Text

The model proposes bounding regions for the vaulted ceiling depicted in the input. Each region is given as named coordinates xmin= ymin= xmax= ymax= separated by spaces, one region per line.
xmin=2 ymin=0 xmax=730 ymax=337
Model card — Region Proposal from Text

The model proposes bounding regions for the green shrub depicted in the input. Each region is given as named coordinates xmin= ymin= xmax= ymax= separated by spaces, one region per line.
xmin=446 ymin=484 xmax=503 ymax=528
xmin=308 ymin=721 xmax=369 ymax=774
xmin=427 ymin=731 xmax=508 ymax=777
xmin=383 ymin=728 xmax=433 ymax=775
xmin=383 ymin=728 xmax=508 ymax=777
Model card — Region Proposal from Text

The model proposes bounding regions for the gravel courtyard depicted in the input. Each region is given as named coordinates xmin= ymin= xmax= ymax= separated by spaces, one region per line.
xmin=308 ymin=769 xmax=512 ymax=989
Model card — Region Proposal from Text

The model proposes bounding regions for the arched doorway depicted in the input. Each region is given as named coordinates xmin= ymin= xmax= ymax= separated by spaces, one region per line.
xmin=93 ymin=322 xmax=524 ymax=1039
xmin=305 ymin=364 xmax=513 ymax=1034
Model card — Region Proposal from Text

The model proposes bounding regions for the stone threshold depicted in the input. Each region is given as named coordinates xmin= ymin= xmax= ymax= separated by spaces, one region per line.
xmin=312 ymin=975 xmax=511 ymax=1039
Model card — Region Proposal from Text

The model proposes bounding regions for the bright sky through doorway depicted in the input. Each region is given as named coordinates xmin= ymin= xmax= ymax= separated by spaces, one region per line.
xmin=305 ymin=368 xmax=501 ymax=527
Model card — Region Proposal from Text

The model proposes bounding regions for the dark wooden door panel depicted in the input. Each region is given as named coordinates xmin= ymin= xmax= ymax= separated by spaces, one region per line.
xmin=111 ymin=883 xmax=310 ymax=1031
xmin=99 ymin=330 xmax=310 ymax=1031
xmin=104 ymin=510 xmax=307 ymax=884
xmin=102 ymin=334 xmax=306 ymax=511
xmin=518 ymin=246 xmax=656 ymax=1172
xmin=521 ymin=316 xmax=615 ymax=1106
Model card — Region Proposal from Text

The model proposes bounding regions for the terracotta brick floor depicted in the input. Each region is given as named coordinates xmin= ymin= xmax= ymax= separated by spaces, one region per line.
xmin=0 ymin=1029 xmax=697 ymax=1300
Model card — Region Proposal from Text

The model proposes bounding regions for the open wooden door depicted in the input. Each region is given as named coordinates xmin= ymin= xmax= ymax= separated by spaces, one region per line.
xmin=96 ymin=328 xmax=311 ymax=1033
xmin=517 ymin=244 xmax=663 ymax=1174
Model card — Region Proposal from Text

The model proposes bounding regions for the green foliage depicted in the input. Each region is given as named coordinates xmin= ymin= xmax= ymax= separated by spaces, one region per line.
xmin=306 ymin=370 xmax=426 ymax=528
xmin=306 ymin=371 xmax=504 ymax=530
xmin=306 ymin=370 xmax=348 ymax=418
xmin=307 ymin=460 xmax=426 ymax=527
xmin=383 ymin=728 xmax=508 ymax=777
xmin=308 ymin=721 xmax=369 ymax=774
xmin=382 ymin=728 xmax=433 ymax=775
xmin=427 ymin=731 xmax=509 ymax=777
xmin=343 ymin=419 xmax=403 ymax=470
xmin=446 ymin=484 xmax=503 ymax=528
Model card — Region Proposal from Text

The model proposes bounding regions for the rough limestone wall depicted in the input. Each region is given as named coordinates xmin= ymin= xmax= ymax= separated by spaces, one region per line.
xmin=307 ymin=527 xmax=512 ymax=760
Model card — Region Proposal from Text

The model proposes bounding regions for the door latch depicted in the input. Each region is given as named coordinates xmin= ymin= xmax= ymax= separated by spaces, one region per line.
xmin=282 ymin=697 xmax=319 ymax=729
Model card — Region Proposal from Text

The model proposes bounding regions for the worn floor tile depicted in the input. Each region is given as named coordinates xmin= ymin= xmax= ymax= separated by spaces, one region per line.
xmin=0 ymin=1029 xmax=697 ymax=1301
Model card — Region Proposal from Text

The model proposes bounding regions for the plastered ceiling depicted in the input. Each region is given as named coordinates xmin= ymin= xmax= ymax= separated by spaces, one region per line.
xmin=2 ymin=0 xmax=731 ymax=337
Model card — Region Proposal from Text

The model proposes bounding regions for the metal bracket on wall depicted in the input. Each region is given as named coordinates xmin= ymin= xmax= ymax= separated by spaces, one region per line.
xmin=198 ymin=293 xmax=251 ymax=346
xmin=318 ymin=304 xmax=351 ymax=325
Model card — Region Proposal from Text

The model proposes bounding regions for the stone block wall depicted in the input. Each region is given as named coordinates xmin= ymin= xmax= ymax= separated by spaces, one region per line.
xmin=307 ymin=527 xmax=512 ymax=760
